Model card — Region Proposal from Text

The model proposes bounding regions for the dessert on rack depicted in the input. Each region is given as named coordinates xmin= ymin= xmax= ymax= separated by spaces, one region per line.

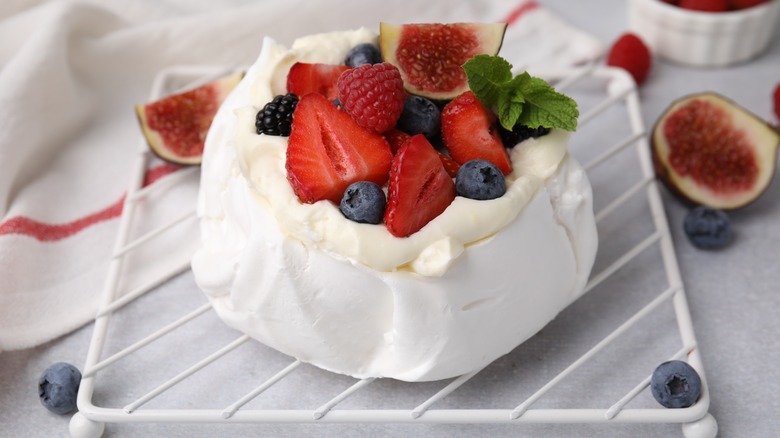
xmin=191 ymin=23 xmax=598 ymax=382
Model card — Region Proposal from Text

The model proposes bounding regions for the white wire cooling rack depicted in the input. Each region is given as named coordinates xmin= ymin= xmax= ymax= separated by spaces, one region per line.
xmin=69 ymin=65 xmax=718 ymax=438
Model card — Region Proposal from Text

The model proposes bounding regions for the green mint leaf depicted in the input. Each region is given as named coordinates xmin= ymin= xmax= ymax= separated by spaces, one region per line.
xmin=463 ymin=55 xmax=513 ymax=108
xmin=497 ymin=83 xmax=524 ymax=131
xmin=463 ymin=54 xmax=579 ymax=132
xmin=517 ymin=76 xmax=579 ymax=131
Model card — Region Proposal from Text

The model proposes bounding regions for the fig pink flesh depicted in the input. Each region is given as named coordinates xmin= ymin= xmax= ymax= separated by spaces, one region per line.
xmin=144 ymin=84 xmax=221 ymax=157
xmin=663 ymin=99 xmax=758 ymax=194
xmin=396 ymin=24 xmax=479 ymax=96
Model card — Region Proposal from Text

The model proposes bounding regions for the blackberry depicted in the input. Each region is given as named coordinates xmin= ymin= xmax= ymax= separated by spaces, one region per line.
xmin=500 ymin=124 xmax=551 ymax=147
xmin=256 ymin=93 xmax=298 ymax=136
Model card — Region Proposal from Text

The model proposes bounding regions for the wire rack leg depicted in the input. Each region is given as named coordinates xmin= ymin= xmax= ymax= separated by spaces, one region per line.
xmin=682 ymin=413 xmax=718 ymax=438
xmin=69 ymin=412 xmax=105 ymax=438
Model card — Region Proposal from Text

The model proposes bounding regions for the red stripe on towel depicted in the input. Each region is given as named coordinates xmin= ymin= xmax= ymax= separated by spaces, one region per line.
xmin=0 ymin=163 xmax=181 ymax=242
xmin=504 ymin=1 xmax=540 ymax=25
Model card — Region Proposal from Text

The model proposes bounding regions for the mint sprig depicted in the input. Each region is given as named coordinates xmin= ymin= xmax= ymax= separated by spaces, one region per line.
xmin=462 ymin=55 xmax=578 ymax=132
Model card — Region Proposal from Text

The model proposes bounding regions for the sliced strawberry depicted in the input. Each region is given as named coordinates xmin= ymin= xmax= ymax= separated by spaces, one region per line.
xmin=384 ymin=128 xmax=411 ymax=154
xmin=441 ymin=91 xmax=512 ymax=175
xmin=286 ymin=63 xmax=350 ymax=101
xmin=386 ymin=128 xmax=459 ymax=176
xmin=286 ymin=93 xmax=393 ymax=204
xmin=385 ymin=134 xmax=456 ymax=237
xmin=437 ymin=152 xmax=461 ymax=178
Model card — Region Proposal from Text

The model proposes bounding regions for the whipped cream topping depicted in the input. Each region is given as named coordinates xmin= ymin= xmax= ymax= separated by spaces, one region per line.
xmin=192 ymin=29 xmax=598 ymax=381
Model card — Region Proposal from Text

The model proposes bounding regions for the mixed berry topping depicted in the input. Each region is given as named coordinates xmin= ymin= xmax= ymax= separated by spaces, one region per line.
xmin=271 ymin=29 xmax=575 ymax=236
xmin=337 ymin=62 xmax=407 ymax=133
xmin=256 ymin=93 xmax=298 ymax=136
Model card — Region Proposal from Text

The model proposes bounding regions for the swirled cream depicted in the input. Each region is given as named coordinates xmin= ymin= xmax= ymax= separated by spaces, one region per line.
xmin=192 ymin=29 xmax=598 ymax=382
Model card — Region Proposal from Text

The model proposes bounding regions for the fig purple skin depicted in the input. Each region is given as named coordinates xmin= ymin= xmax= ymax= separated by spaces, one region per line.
xmin=651 ymin=92 xmax=779 ymax=210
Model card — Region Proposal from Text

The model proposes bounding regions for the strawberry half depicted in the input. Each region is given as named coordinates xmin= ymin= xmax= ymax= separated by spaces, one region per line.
xmin=437 ymin=152 xmax=461 ymax=178
xmin=385 ymin=128 xmax=461 ymax=177
xmin=384 ymin=128 xmax=411 ymax=154
xmin=286 ymin=93 xmax=393 ymax=204
xmin=286 ymin=63 xmax=351 ymax=101
xmin=385 ymin=134 xmax=456 ymax=237
xmin=441 ymin=91 xmax=512 ymax=175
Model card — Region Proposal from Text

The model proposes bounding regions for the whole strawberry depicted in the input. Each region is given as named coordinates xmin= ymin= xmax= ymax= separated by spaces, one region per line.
xmin=679 ymin=0 xmax=728 ymax=11
xmin=337 ymin=62 xmax=406 ymax=133
xmin=773 ymin=82 xmax=780 ymax=122
xmin=606 ymin=33 xmax=652 ymax=86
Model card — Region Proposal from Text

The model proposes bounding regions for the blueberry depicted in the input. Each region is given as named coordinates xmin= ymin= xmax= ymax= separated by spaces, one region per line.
xmin=650 ymin=360 xmax=702 ymax=408
xmin=340 ymin=181 xmax=386 ymax=224
xmin=344 ymin=43 xmax=382 ymax=67
xmin=396 ymin=96 xmax=441 ymax=140
xmin=455 ymin=160 xmax=506 ymax=200
xmin=38 ymin=362 xmax=81 ymax=414
xmin=683 ymin=206 xmax=731 ymax=250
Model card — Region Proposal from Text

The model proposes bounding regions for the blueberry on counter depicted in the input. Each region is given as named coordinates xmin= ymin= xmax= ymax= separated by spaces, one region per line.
xmin=38 ymin=362 xmax=81 ymax=414
xmin=397 ymin=95 xmax=441 ymax=140
xmin=345 ymin=43 xmax=382 ymax=67
xmin=683 ymin=206 xmax=731 ymax=250
xmin=650 ymin=360 xmax=702 ymax=409
xmin=340 ymin=181 xmax=386 ymax=224
xmin=455 ymin=159 xmax=506 ymax=200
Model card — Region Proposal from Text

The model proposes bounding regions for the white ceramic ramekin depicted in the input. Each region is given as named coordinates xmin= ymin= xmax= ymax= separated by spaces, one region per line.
xmin=628 ymin=0 xmax=780 ymax=67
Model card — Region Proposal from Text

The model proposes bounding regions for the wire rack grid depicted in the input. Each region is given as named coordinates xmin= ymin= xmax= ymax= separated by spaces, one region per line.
xmin=69 ymin=65 xmax=718 ymax=438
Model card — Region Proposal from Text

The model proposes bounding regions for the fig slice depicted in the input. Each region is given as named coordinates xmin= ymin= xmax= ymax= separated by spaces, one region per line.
xmin=380 ymin=22 xmax=506 ymax=100
xmin=136 ymin=71 xmax=244 ymax=166
xmin=652 ymin=92 xmax=779 ymax=210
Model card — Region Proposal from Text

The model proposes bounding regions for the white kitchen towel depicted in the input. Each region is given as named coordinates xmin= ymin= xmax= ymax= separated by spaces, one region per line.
xmin=0 ymin=0 xmax=603 ymax=350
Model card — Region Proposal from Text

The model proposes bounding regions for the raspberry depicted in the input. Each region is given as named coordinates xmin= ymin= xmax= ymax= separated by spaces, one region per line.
xmin=773 ymin=82 xmax=780 ymax=122
xmin=679 ymin=0 xmax=728 ymax=11
xmin=606 ymin=33 xmax=652 ymax=86
xmin=337 ymin=62 xmax=406 ymax=133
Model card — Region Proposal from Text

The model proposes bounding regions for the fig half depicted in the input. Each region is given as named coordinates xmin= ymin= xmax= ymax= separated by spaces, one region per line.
xmin=652 ymin=92 xmax=779 ymax=210
xmin=380 ymin=22 xmax=506 ymax=100
xmin=136 ymin=71 xmax=243 ymax=166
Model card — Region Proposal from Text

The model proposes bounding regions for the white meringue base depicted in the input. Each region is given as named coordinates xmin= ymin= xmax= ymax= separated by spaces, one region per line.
xmin=192 ymin=30 xmax=598 ymax=382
